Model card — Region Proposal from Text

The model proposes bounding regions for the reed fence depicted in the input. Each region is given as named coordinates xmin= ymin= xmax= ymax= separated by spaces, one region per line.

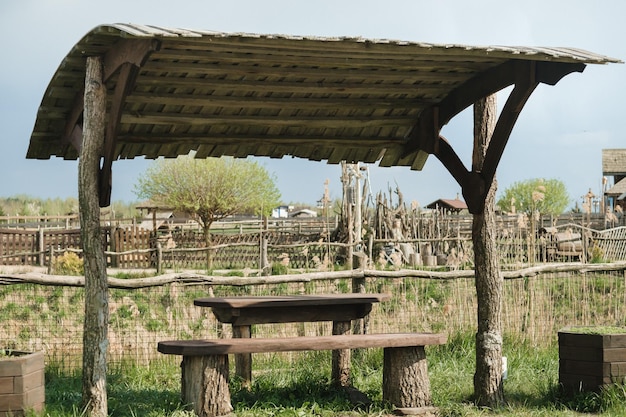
xmin=1 ymin=262 xmax=625 ymax=372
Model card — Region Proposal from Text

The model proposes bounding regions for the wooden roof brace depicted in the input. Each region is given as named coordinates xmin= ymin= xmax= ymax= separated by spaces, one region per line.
xmin=98 ymin=39 xmax=161 ymax=206
xmin=434 ymin=60 xmax=586 ymax=214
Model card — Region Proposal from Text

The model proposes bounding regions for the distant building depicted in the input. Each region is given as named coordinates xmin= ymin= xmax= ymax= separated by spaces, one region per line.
xmin=272 ymin=205 xmax=292 ymax=218
xmin=290 ymin=209 xmax=318 ymax=218
xmin=602 ymin=149 xmax=626 ymax=215
xmin=426 ymin=196 xmax=468 ymax=214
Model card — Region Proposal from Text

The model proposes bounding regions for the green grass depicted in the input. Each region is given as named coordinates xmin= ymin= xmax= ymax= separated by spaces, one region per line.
xmin=37 ymin=331 xmax=626 ymax=417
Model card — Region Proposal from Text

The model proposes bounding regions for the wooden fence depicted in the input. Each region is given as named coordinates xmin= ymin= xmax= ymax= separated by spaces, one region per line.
xmin=1 ymin=219 xmax=625 ymax=271
xmin=2 ymin=262 xmax=626 ymax=371
xmin=0 ymin=226 xmax=338 ymax=270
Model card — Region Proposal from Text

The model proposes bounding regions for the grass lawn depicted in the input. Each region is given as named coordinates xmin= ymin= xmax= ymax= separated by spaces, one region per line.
xmin=38 ymin=331 xmax=626 ymax=417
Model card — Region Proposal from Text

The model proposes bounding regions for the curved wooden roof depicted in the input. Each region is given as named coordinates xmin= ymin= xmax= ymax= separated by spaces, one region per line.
xmin=26 ymin=24 xmax=620 ymax=211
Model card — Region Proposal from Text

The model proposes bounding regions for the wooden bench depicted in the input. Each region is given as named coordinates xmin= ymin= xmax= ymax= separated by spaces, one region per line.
xmin=158 ymin=332 xmax=447 ymax=417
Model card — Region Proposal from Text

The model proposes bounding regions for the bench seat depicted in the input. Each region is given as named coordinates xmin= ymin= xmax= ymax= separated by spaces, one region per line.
xmin=158 ymin=332 xmax=446 ymax=417
xmin=158 ymin=332 xmax=446 ymax=355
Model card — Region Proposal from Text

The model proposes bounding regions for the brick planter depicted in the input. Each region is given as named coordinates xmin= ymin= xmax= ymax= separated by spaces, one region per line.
xmin=559 ymin=327 xmax=626 ymax=394
xmin=0 ymin=351 xmax=45 ymax=417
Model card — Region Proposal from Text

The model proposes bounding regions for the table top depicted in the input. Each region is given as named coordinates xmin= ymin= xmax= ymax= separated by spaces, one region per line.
xmin=194 ymin=293 xmax=391 ymax=309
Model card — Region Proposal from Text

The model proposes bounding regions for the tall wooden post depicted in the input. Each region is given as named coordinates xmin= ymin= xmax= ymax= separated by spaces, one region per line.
xmin=80 ymin=55 xmax=109 ymax=417
xmin=472 ymin=95 xmax=505 ymax=407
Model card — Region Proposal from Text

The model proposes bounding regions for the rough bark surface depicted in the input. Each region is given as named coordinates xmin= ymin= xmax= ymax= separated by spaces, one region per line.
xmin=232 ymin=325 xmax=252 ymax=388
xmin=80 ymin=56 xmax=109 ymax=417
xmin=472 ymin=95 xmax=505 ymax=406
xmin=331 ymin=321 xmax=352 ymax=386
xmin=181 ymin=355 xmax=232 ymax=417
xmin=382 ymin=346 xmax=431 ymax=408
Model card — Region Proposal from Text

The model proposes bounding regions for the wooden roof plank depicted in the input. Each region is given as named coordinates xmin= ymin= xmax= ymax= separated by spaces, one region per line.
xmin=27 ymin=23 xmax=621 ymax=178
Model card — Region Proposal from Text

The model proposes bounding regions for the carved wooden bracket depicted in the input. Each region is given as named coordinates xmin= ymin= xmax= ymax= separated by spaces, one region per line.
xmin=404 ymin=60 xmax=585 ymax=214
xmin=61 ymin=38 xmax=160 ymax=207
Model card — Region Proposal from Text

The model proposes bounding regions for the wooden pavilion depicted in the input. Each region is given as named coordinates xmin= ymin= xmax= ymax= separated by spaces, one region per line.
xmin=25 ymin=23 xmax=621 ymax=414
xmin=27 ymin=24 xmax=620 ymax=213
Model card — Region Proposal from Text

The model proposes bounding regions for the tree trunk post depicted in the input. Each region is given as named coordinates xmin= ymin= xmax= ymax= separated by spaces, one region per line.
xmin=156 ymin=241 xmax=163 ymax=274
xmin=47 ymin=246 xmax=54 ymax=275
xmin=181 ymin=355 xmax=232 ymax=417
xmin=232 ymin=325 xmax=252 ymax=388
xmin=80 ymin=55 xmax=109 ymax=417
xmin=382 ymin=346 xmax=432 ymax=409
xmin=472 ymin=95 xmax=505 ymax=407
xmin=331 ymin=320 xmax=352 ymax=387
xmin=38 ymin=228 xmax=44 ymax=266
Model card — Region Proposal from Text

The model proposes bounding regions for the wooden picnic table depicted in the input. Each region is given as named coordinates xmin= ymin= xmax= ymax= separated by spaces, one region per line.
xmin=194 ymin=293 xmax=391 ymax=386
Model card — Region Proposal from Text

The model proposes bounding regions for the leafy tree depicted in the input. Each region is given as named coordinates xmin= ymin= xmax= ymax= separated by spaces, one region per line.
xmin=497 ymin=178 xmax=570 ymax=215
xmin=134 ymin=155 xmax=281 ymax=247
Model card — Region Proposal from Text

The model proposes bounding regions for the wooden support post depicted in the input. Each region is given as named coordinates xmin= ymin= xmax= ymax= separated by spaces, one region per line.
xmin=472 ymin=95 xmax=505 ymax=406
xmin=382 ymin=346 xmax=432 ymax=410
xmin=331 ymin=320 xmax=352 ymax=386
xmin=232 ymin=325 xmax=252 ymax=388
xmin=181 ymin=355 xmax=232 ymax=417
xmin=156 ymin=241 xmax=163 ymax=274
xmin=352 ymin=277 xmax=366 ymax=335
xmin=110 ymin=227 xmax=118 ymax=268
xmin=80 ymin=55 xmax=109 ymax=417
xmin=38 ymin=228 xmax=44 ymax=266
xmin=47 ymin=246 xmax=54 ymax=275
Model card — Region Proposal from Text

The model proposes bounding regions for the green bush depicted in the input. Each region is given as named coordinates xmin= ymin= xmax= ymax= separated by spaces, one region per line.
xmin=590 ymin=243 xmax=605 ymax=263
xmin=52 ymin=251 xmax=84 ymax=276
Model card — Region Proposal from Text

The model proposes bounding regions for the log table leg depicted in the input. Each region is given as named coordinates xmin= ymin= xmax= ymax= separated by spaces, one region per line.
xmin=331 ymin=320 xmax=352 ymax=386
xmin=181 ymin=355 xmax=232 ymax=417
xmin=383 ymin=346 xmax=432 ymax=411
xmin=232 ymin=324 xmax=252 ymax=388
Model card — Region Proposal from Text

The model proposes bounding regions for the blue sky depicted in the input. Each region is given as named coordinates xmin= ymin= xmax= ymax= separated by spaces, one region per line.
xmin=1 ymin=0 xmax=624 ymax=209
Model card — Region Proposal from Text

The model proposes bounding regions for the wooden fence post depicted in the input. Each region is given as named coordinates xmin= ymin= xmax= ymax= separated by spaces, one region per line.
xmin=47 ymin=246 xmax=54 ymax=274
xmin=110 ymin=227 xmax=118 ymax=268
xmin=38 ymin=228 xmax=44 ymax=266
xmin=156 ymin=241 xmax=162 ymax=274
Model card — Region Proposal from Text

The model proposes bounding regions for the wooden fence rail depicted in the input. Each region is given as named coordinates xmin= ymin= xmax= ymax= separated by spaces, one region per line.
xmin=1 ymin=223 xmax=625 ymax=271
xmin=2 ymin=261 xmax=625 ymax=289
xmin=2 ymin=262 xmax=626 ymax=372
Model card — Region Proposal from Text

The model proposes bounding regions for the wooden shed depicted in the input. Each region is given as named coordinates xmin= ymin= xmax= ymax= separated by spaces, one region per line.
xmin=426 ymin=197 xmax=468 ymax=214
xmin=602 ymin=149 xmax=626 ymax=214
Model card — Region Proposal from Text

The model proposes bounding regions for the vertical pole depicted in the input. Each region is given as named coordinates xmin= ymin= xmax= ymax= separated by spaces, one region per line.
xmin=232 ymin=325 xmax=252 ymax=389
xmin=331 ymin=320 xmax=351 ymax=387
xmin=472 ymin=95 xmax=505 ymax=407
xmin=80 ymin=55 xmax=109 ymax=417
xmin=156 ymin=241 xmax=163 ymax=274
xmin=38 ymin=228 xmax=44 ymax=266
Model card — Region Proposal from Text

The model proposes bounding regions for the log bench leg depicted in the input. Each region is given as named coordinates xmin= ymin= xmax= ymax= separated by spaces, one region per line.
xmin=181 ymin=355 xmax=233 ymax=417
xmin=382 ymin=346 xmax=432 ymax=410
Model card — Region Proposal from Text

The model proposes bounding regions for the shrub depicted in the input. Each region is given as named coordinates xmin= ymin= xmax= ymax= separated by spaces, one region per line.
xmin=52 ymin=251 xmax=84 ymax=276
xmin=590 ymin=243 xmax=605 ymax=263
